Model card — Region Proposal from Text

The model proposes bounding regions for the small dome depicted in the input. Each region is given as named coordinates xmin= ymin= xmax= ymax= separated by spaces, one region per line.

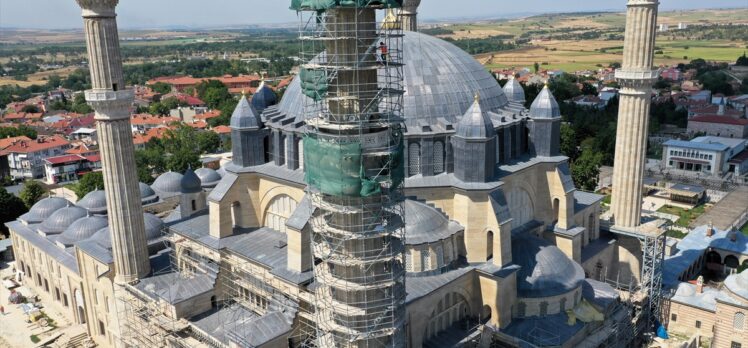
xmin=38 ymin=206 xmax=88 ymax=235
xmin=140 ymin=182 xmax=159 ymax=204
xmin=251 ymin=82 xmax=278 ymax=113
xmin=91 ymin=213 xmax=164 ymax=248
xmin=503 ymin=76 xmax=526 ymax=104
xmin=404 ymin=199 xmax=462 ymax=245
xmin=726 ymin=269 xmax=748 ymax=301
xmin=20 ymin=197 xmax=71 ymax=223
xmin=77 ymin=190 xmax=107 ymax=215
xmin=152 ymin=172 xmax=184 ymax=194
xmin=195 ymin=167 xmax=221 ymax=188
xmin=230 ymin=95 xmax=263 ymax=130
xmin=529 ymin=85 xmax=561 ymax=119
xmin=455 ymin=97 xmax=494 ymax=139
xmin=57 ymin=215 xmax=108 ymax=246
xmin=143 ymin=213 xmax=165 ymax=240
xmin=512 ymin=234 xmax=585 ymax=298
xmin=181 ymin=167 xmax=202 ymax=194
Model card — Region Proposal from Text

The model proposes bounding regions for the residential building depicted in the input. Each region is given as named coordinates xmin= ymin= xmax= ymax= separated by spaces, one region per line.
xmin=660 ymin=67 xmax=682 ymax=81
xmin=688 ymin=115 xmax=748 ymax=139
xmin=4 ymin=135 xmax=71 ymax=179
xmin=43 ymin=154 xmax=99 ymax=185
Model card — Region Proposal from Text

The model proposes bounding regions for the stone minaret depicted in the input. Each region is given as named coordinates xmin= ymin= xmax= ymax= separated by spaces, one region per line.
xmin=611 ymin=0 xmax=659 ymax=228
xmin=76 ymin=0 xmax=150 ymax=283
xmin=400 ymin=0 xmax=420 ymax=31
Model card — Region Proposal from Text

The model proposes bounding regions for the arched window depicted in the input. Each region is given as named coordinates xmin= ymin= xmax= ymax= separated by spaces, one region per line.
xmin=433 ymin=141 xmax=445 ymax=174
xmin=734 ymin=312 xmax=745 ymax=330
xmin=408 ymin=142 xmax=421 ymax=176
xmin=539 ymin=301 xmax=549 ymax=316
xmin=486 ymin=231 xmax=494 ymax=260
xmin=264 ymin=194 xmax=298 ymax=234
xmin=516 ymin=302 xmax=526 ymax=318
xmin=507 ymin=187 xmax=534 ymax=230
xmin=231 ymin=202 xmax=241 ymax=227
xmin=435 ymin=244 xmax=444 ymax=269
xmin=405 ymin=249 xmax=414 ymax=272
xmin=421 ymin=248 xmax=431 ymax=271
xmin=560 ymin=298 xmax=567 ymax=312
xmin=298 ymin=139 xmax=304 ymax=170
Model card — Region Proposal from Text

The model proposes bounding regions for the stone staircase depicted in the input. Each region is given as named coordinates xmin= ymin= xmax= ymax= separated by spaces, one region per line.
xmin=52 ymin=330 xmax=92 ymax=348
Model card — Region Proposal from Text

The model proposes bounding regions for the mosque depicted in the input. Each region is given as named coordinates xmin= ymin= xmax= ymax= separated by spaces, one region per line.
xmin=5 ymin=1 xmax=655 ymax=347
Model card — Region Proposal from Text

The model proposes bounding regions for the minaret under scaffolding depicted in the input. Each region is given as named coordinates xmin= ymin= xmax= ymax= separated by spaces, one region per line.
xmin=75 ymin=0 xmax=150 ymax=284
xmin=293 ymin=1 xmax=407 ymax=347
xmin=399 ymin=0 xmax=420 ymax=32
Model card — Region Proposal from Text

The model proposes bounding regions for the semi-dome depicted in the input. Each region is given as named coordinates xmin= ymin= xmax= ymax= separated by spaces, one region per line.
xmin=725 ymin=270 xmax=748 ymax=301
xmin=503 ymin=76 xmax=526 ymax=104
xmin=277 ymin=31 xmax=509 ymax=129
xmin=57 ymin=215 xmax=108 ymax=246
xmin=251 ymin=81 xmax=278 ymax=113
xmin=512 ymin=234 xmax=585 ymax=298
xmin=77 ymin=190 xmax=107 ymax=215
xmin=38 ymin=206 xmax=88 ymax=235
xmin=195 ymin=167 xmax=221 ymax=188
xmin=140 ymin=182 xmax=159 ymax=204
xmin=152 ymin=172 xmax=184 ymax=194
xmin=20 ymin=197 xmax=71 ymax=223
xmin=404 ymin=199 xmax=462 ymax=245
xmin=529 ymin=85 xmax=561 ymax=119
xmin=181 ymin=167 xmax=202 ymax=194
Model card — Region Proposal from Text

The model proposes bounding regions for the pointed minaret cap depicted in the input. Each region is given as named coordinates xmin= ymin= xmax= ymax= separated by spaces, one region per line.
xmin=455 ymin=93 xmax=494 ymax=139
xmin=529 ymin=85 xmax=561 ymax=119
xmin=503 ymin=75 xmax=526 ymax=104
xmin=230 ymin=94 xmax=263 ymax=130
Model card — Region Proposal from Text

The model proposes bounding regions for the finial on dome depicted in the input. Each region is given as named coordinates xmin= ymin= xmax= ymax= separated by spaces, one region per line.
xmin=474 ymin=92 xmax=480 ymax=103
xmin=241 ymin=89 xmax=246 ymax=97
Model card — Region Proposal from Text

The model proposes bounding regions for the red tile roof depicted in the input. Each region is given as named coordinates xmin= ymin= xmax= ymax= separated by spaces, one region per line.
xmin=212 ymin=125 xmax=231 ymax=134
xmin=3 ymin=135 xmax=70 ymax=154
xmin=0 ymin=136 xmax=32 ymax=150
xmin=84 ymin=154 xmax=101 ymax=163
xmin=131 ymin=114 xmax=179 ymax=126
xmin=195 ymin=110 xmax=221 ymax=120
xmin=44 ymin=154 xmax=85 ymax=165
xmin=689 ymin=115 xmax=748 ymax=126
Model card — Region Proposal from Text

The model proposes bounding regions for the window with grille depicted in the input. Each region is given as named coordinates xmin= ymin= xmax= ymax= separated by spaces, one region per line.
xmin=539 ymin=302 xmax=548 ymax=316
xmin=671 ymin=313 xmax=677 ymax=322
xmin=516 ymin=302 xmax=526 ymax=317
xmin=298 ymin=139 xmax=304 ymax=170
xmin=435 ymin=244 xmax=444 ymax=269
xmin=433 ymin=141 xmax=444 ymax=174
xmin=409 ymin=143 xmax=421 ymax=175
xmin=732 ymin=342 xmax=742 ymax=348
xmin=421 ymin=248 xmax=431 ymax=271
xmin=695 ymin=320 xmax=701 ymax=329
xmin=263 ymin=195 xmax=298 ymax=234
xmin=735 ymin=312 xmax=745 ymax=330
xmin=405 ymin=250 xmax=413 ymax=272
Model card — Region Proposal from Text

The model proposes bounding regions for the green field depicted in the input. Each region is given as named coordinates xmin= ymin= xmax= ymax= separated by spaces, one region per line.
xmin=658 ymin=204 xmax=708 ymax=228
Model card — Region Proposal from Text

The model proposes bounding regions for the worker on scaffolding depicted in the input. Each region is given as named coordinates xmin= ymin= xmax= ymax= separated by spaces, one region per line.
xmin=379 ymin=41 xmax=388 ymax=65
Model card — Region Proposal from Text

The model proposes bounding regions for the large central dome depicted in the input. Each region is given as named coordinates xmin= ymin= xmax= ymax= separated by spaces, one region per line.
xmin=277 ymin=31 xmax=509 ymax=128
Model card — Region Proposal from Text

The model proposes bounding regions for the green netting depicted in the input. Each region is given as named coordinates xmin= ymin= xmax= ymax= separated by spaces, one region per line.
xmin=300 ymin=68 xmax=328 ymax=102
xmin=291 ymin=0 xmax=402 ymax=11
xmin=304 ymin=134 xmax=365 ymax=197
xmin=304 ymin=134 xmax=404 ymax=197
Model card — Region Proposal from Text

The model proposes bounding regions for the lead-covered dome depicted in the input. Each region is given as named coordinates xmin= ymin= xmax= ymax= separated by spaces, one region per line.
xmin=38 ymin=206 xmax=88 ymax=235
xmin=404 ymin=199 xmax=462 ymax=245
xmin=251 ymin=81 xmax=278 ymax=113
xmin=512 ymin=234 xmax=585 ymax=298
xmin=726 ymin=270 xmax=748 ymax=301
xmin=181 ymin=167 xmax=202 ymax=194
xmin=195 ymin=167 xmax=221 ymax=188
xmin=91 ymin=213 xmax=164 ymax=248
xmin=140 ymin=182 xmax=159 ymax=204
xmin=277 ymin=31 xmax=508 ymax=128
xmin=152 ymin=172 xmax=184 ymax=195
xmin=20 ymin=197 xmax=71 ymax=224
xmin=57 ymin=215 xmax=108 ymax=246
xmin=77 ymin=190 xmax=107 ymax=215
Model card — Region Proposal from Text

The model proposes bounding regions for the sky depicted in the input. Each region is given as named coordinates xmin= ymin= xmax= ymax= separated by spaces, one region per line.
xmin=0 ymin=0 xmax=745 ymax=29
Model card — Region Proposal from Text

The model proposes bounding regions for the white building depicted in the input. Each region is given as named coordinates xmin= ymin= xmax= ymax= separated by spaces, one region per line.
xmin=662 ymin=136 xmax=748 ymax=176
xmin=4 ymin=135 xmax=71 ymax=179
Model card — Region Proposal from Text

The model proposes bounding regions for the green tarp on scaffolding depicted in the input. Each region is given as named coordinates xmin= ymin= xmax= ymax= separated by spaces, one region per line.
xmin=300 ymin=68 xmax=328 ymax=102
xmin=303 ymin=134 xmax=404 ymax=197
xmin=291 ymin=0 xmax=402 ymax=11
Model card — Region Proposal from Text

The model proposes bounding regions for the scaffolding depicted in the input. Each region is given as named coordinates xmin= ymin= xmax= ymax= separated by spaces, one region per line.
xmin=296 ymin=1 xmax=407 ymax=347
xmin=604 ymin=223 xmax=667 ymax=346
xmin=114 ymin=225 xmax=307 ymax=348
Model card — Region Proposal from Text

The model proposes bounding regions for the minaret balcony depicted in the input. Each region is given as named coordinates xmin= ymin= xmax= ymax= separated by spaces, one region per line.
xmin=614 ymin=69 xmax=659 ymax=81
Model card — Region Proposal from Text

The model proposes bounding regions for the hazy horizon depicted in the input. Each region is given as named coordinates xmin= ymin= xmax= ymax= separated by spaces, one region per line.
xmin=0 ymin=0 xmax=745 ymax=30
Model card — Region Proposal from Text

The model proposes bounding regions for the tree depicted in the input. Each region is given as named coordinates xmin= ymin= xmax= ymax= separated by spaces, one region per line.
xmin=737 ymin=52 xmax=748 ymax=67
xmin=533 ymin=62 xmax=540 ymax=73
xmin=0 ymin=187 xmax=27 ymax=236
xmin=196 ymin=131 xmax=221 ymax=154
xmin=151 ymin=82 xmax=172 ymax=94
xmin=571 ymin=145 xmax=604 ymax=192
xmin=560 ymin=124 xmax=579 ymax=161
xmin=581 ymin=82 xmax=597 ymax=96
xmin=73 ymin=172 xmax=104 ymax=199
xmin=0 ymin=125 xmax=37 ymax=139
xmin=148 ymin=102 xmax=170 ymax=116
xmin=19 ymin=180 xmax=46 ymax=209
xmin=21 ymin=105 xmax=40 ymax=113
xmin=203 ymin=87 xmax=232 ymax=109
xmin=70 ymin=93 xmax=93 ymax=114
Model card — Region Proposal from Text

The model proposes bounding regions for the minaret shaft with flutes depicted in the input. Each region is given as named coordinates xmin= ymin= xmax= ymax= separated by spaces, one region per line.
xmin=76 ymin=0 xmax=150 ymax=284
xmin=611 ymin=0 xmax=660 ymax=228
